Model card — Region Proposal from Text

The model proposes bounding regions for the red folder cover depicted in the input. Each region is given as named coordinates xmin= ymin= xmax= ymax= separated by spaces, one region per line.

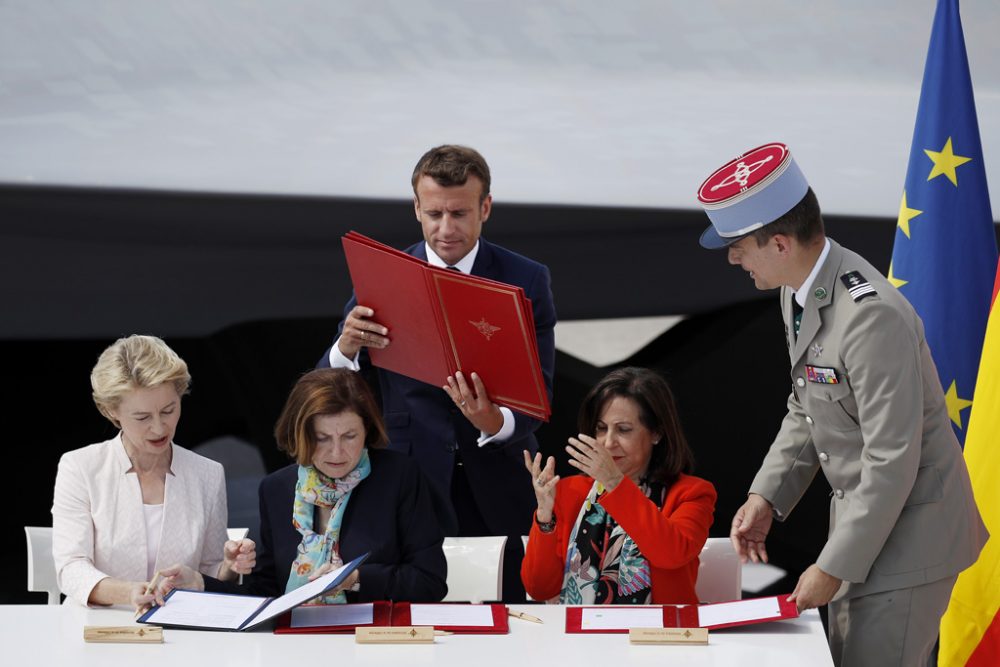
xmin=342 ymin=232 xmax=550 ymax=420
xmin=392 ymin=602 xmax=510 ymax=634
xmin=274 ymin=602 xmax=509 ymax=635
xmin=273 ymin=601 xmax=393 ymax=634
xmin=564 ymin=595 xmax=799 ymax=633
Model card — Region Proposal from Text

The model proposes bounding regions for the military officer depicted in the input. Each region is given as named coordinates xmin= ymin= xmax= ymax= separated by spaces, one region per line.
xmin=697 ymin=142 xmax=987 ymax=666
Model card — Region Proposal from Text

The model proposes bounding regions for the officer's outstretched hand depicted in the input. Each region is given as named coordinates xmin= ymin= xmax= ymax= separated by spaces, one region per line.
xmin=731 ymin=493 xmax=773 ymax=564
xmin=787 ymin=564 xmax=842 ymax=612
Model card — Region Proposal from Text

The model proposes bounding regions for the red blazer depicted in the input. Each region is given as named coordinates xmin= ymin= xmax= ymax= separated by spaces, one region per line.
xmin=521 ymin=473 xmax=716 ymax=604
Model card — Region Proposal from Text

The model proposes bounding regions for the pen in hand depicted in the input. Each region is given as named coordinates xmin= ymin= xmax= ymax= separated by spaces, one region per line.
xmin=134 ymin=570 xmax=163 ymax=619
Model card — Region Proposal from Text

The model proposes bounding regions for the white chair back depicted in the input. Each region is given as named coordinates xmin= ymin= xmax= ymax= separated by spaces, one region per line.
xmin=442 ymin=536 xmax=507 ymax=603
xmin=695 ymin=537 xmax=742 ymax=603
xmin=520 ymin=535 xmax=533 ymax=601
xmin=24 ymin=526 xmax=60 ymax=605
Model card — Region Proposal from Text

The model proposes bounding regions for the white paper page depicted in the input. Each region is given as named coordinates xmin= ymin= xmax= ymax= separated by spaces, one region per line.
xmin=290 ymin=603 xmax=375 ymax=628
xmin=409 ymin=604 xmax=495 ymax=627
xmin=248 ymin=557 xmax=360 ymax=628
xmin=697 ymin=597 xmax=782 ymax=627
xmin=146 ymin=590 xmax=268 ymax=630
xmin=580 ymin=607 xmax=664 ymax=630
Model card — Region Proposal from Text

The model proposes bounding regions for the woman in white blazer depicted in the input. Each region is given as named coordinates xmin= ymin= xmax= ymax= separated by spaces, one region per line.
xmin=51 ymin=335 xmax=255 ymax=608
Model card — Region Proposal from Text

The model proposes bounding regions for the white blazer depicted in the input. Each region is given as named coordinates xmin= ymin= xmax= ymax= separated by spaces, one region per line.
xmin=51 ymin=434 xmax=229 ymax=606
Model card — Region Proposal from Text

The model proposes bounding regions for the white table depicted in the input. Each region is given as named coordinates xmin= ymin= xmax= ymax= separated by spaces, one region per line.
xmin=2 ymin=603 xmax=833 ymax=666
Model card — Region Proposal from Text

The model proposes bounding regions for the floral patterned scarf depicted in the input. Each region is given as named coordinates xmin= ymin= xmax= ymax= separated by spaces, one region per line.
xmin=560 ymin=478 xmax=665 ymax=604
xmin=285 ymin=449 xmax=370 ymax=603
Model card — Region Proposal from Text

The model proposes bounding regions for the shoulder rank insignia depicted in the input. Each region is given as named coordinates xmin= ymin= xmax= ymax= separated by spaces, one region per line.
xmin=840 ymin=271 xmax=877 ymax=302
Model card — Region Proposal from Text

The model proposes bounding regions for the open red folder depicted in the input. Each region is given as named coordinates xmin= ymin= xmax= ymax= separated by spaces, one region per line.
xmin=565 ymin=595 xmax=799 ymax=633
xmin=274 ymin=602 xmax=509 ymax=634
xmin=274 ymin=601 xmax=393 ymax=634
xmin=342 ymin=231 xmax=550 ymax=420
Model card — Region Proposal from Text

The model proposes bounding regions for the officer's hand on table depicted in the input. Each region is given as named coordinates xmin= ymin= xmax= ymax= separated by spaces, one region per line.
xmin=337 ymin=305 xmax=390 ymax=358
xmin=731 ymin=493 xmax=774 ymax=564
xmin=788 ymin=564 xmax=842 ymax=612
xmin=443 ymin=371 xmax=504 ymax=435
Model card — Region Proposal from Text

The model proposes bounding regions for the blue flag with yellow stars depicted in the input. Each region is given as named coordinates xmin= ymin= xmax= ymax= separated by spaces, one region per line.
xmin=888 ymin=0 xmax=997 ymax=445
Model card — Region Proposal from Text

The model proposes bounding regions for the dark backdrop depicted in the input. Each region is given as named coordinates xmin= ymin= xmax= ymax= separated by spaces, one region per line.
xmin=2 ymin=184 xmax=933 ymax=604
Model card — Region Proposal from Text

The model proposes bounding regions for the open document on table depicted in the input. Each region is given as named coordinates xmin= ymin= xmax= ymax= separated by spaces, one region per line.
xmin=566 ymin=595 xmax=799 ymax=633
xmin=137 ymin=553 xmax=369 ymax=631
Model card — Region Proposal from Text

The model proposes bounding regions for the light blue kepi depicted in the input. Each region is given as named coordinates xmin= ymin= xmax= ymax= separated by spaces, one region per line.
xmin=697 ymin=142 xmax=809 ymax=249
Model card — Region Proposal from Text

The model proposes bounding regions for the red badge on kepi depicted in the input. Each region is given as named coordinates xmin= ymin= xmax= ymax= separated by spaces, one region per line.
xmin=696 ymin=142 xmax=809 ymax=249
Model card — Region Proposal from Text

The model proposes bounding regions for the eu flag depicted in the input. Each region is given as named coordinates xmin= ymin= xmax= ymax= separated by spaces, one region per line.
xmin=888 ymin=0 xmax=997 ymax=445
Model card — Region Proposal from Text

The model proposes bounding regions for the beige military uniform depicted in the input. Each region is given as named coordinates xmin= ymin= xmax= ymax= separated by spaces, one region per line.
xmin=749 ymin=239 xmax=987 ymax=664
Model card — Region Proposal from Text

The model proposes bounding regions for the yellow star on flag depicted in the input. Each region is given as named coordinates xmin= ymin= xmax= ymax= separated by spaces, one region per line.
xmin=896 ymin=191 xmax=922 ymax=238
xmin=887 ymin=261 xmax=908 ymax=289
xmin=944 ymin=379 xmax=973 ymax=429
xmin=924 ymin=137 xmax=972 ymax=186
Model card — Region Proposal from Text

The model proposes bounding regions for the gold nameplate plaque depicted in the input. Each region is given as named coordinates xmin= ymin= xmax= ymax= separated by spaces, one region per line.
xmin=355 ymin=626 xmax=438 ymax=644
xmin=628 ymin=627 xmax=709 ymax=645
xmin=83 ymin=626 xmax=164 ymax=643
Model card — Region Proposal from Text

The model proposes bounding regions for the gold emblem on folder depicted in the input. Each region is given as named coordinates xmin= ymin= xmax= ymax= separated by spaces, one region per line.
xmin=470 ymin=317 xmax=501 ymax=341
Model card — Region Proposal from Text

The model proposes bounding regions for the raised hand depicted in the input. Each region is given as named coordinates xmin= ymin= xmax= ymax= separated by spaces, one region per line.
xmin=523 ymin=450 xmax=559 ymax=522
xmin=566 ymin=433 xmax=624 ymax=491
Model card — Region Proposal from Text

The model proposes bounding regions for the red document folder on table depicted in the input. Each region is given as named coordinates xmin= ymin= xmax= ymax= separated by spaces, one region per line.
xmin=392 ymin=603 xmax=509 ymax=634
xmin=274 ymin=601 xmax=393 ymax=634
xmin=565 ymin=595 xmax=799 ymax=633
xmin=342 ymin=231 xmax=550 ymax=420
xmin=273 ymin=602 xmax=508 ymax=635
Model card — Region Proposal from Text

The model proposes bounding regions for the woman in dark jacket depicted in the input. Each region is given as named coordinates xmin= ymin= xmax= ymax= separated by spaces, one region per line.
xmin=156 ymin=368 xmax=447 ymax=603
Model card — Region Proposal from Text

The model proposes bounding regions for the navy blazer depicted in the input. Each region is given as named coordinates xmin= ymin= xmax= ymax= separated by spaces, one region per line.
xmin=320 ymin=238 xmax=556 ymax=537
xmin=208 ymin=449 xmax=447 ymax=602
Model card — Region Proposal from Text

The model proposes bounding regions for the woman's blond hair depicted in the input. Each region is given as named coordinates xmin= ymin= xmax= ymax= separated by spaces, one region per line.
xmin=91 ymin=335 xmax=190 ymax=427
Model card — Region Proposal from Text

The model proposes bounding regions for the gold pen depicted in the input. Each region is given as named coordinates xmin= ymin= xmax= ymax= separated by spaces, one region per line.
xmin=134 ymin=570 xmax=163 ymax=619
xmin=508 ymin=609 xmax=543 ymax=624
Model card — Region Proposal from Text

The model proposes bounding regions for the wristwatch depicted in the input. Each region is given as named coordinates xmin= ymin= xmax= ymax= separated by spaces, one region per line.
xmin=536 ymin=515 xmax=556 ymax=533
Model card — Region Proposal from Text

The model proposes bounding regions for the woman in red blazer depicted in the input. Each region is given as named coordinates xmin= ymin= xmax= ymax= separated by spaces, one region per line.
xmin=521 ymin=367 xmax=716 ymax=604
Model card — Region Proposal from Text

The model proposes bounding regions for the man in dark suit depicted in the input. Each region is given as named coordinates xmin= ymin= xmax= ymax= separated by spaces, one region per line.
xmin=319 ymin=146 xmax=556 ymax=565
